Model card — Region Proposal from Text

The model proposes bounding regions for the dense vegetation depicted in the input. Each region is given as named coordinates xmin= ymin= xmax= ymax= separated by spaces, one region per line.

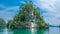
xmin=7 ymin=0 xmax=46 ymax=28
xmin=0 ymin=18 xmax=6 ymax=28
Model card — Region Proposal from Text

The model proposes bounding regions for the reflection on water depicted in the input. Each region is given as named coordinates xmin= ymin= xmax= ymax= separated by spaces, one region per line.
xmin=31 ymin=28 xmax=36 ymax=34
xmin=0 ymin=27 xmax=60 ymax=34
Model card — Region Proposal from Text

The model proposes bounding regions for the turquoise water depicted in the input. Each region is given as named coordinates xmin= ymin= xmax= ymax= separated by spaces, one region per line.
xmin=0 ymin=27 xmax=60 ymax=34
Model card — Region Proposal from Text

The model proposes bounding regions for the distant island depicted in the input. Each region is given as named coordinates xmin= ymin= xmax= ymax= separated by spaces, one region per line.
xmin=49 ymin=25 xmax=60 ymax=27
xmin=0 ymin=18 xmax=6 ymax=28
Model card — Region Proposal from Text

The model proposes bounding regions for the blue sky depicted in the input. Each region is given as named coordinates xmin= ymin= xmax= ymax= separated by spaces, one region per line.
xmin=0 ymin=0 xmax=60 ymax=25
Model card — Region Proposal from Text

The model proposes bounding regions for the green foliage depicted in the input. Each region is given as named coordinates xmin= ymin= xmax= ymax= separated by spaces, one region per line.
xmin=7 ymin=20 xmax=13 ymax=28
xmin=7 ymin=0 xmax=46 ymax=28
xmin=0 ymin=18 xmax=6 ymax=28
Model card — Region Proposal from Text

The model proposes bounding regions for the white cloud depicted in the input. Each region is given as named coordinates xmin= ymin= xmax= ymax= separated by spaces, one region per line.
xmin=0 ymin=0 xmax=60 ymax=25
xmin=0 ymin=4 xmax=5 ymax=8
xmin=33 ymin=0 xmax=60 ymax=25
xmin=0 ymin=5 xmax=19 ymax=22
xmin=0 ymin=4 xmax=6 ymax=10
xmin=3 ymin=6 xmax=19 ymax=12
xmin=20 ymin=1 xmax=26 ymax=4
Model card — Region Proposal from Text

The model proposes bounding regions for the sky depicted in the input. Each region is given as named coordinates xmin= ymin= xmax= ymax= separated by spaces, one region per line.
xmin=0 ymin=0 xmax=60 ymax=26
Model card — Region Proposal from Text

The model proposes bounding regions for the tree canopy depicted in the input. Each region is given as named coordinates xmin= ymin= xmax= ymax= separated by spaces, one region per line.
xmin=7 ymin=0 xmax=46 ymax=28
xmin=0 ymin=18 xmax=6 ymax=28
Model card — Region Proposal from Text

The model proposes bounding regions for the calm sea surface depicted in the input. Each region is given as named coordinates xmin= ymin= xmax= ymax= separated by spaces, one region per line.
xmin=0 ymin=27 xmax=60 ymax=34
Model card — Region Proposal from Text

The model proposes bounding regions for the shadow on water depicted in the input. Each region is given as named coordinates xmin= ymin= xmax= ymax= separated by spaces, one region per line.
xmin=0 ymin=28 xmax=47 ymax=34
xmin=1 ymin=27 xmax=58 ymax=34
xmin=0 ymin=27 xmax=60 ymax=34
xmin=7 ymin=28 xmax=46 ymax=34
xmin=36 ymin=29 xmax=47 ymax=34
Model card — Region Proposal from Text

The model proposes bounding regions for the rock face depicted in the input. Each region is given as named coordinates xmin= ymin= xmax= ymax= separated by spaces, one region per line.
xmin=7 ymin=0 xmax=46 ymax=28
